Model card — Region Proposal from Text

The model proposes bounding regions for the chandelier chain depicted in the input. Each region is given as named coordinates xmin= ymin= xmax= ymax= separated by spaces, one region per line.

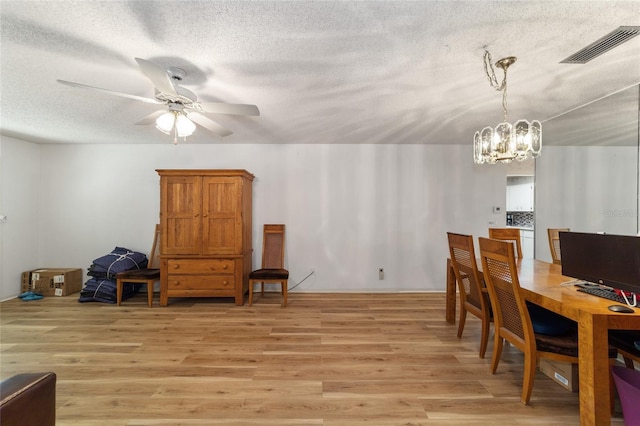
xmin=483 ymin=50 xmax=509 ymax=122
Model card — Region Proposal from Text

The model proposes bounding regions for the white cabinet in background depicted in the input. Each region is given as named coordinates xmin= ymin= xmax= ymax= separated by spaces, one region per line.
xmin=521 ymin=229 xmax=534 ymax=258
xmin=506 ymin=176 xmax=534 ymax=212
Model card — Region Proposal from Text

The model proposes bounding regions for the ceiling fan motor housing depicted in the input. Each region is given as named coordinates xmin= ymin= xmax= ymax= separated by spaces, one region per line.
xmin=167 ymin=67 xmax=186 ymax=81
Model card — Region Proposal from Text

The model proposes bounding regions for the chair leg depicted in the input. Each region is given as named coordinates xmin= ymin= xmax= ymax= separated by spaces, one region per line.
xmin=623 ymin=356 xmax=635 ymax=369
xmin=491 ymin=335 xmax=504 ymax=374
xmin=116 ymin=279 xmax=123 ymax=306
xmin=248 ymin=280 xmax=254 ymax=306
xmin=261 ymin=282 xmax=265 ymax=296
xmin=479 ymin=316 xmax=490 ymax=359
xmin=282 ymin=280 xmax=288 ymax=308
xmin=456 ymin=307 xmax=467 ymax=339
xmin=521 ymin=353 xmax=536 ymax=405
xmin=147 ymin=280 xmax=154 ymax=308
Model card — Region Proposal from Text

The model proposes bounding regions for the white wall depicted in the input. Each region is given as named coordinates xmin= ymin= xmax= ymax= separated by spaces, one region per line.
xmin=0 ymin=137 xmax=40 ymax=300
xmin=1 ymin=139 xmax=507 ymax=298
xmin=535 ymin=145 xmax=639 ymax=263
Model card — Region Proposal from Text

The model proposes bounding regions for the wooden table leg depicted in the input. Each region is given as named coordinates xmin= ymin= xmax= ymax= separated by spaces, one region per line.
xmin=577 ymin=311 xmax=610 ymax=426
xmin=446 ymin=258 xmax=456 ymax=324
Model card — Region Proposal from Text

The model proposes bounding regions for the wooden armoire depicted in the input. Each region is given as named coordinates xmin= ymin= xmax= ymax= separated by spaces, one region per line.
xmin=156 ymin=169 xmax=254 ymax=306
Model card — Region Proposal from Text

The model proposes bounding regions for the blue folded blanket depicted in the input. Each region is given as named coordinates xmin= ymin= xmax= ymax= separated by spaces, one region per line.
xmin=88 ymin=247 xmax=148 ymax=280
xmin=78 ymin=278 xmax=138 ymax=304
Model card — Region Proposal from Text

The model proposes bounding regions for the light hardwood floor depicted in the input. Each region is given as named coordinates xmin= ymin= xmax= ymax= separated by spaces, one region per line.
xmin=0 ymin=292 xmax=626 ymax=425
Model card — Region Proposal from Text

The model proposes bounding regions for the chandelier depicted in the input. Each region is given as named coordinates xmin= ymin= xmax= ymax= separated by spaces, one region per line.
xmin=473 ymin=50 xmax=542 ymax=164
xmin=155 ymin=103 xmax=196 ymax=144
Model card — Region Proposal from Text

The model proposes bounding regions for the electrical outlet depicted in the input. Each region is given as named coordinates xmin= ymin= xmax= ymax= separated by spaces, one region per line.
xmin=379 ymin=268 xmax=384 ymax=280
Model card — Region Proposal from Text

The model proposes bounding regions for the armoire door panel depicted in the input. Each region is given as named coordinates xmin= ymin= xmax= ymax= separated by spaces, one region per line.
xmin=204 ymin=178 xmax=239 ymax=215
xmin=161 ymin=176 xmax=202 ymax=254
xmin=202 ymin=178 xmax=242 ymax=254
xmin=165 ymin=218 xmax=199 ymax=253
xmin=204 ymin=218 xmax=238 ymax=255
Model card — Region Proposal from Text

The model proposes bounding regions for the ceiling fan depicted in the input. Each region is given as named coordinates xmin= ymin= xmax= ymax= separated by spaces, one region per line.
xmin=57 ymin=58 xmax=259 ymax=141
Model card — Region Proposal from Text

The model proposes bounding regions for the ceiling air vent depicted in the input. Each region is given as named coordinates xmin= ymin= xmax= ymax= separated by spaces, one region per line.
xmin=560 ymin=26 xmax=640 ymax=64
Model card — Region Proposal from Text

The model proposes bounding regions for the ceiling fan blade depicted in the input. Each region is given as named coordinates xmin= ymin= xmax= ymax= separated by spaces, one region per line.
xmin=56 ymin=80 xmax=162 ymax=105
xmin=187 ymin=111 xmax=233 ymax=137
xmin=135 ymin=58 xmax=178 ymax=97
xmin=198 ymin=102 xmax=260 ymax=116
xmin=134 ymin=110 xmax=166 ymax=125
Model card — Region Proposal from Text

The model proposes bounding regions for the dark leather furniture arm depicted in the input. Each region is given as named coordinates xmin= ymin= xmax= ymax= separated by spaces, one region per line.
xmin=0 ymin=372 xmax=56 ymax=426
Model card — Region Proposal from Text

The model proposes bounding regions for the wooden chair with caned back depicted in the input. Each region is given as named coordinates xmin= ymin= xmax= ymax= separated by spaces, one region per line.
xmin=478 ymin=237 xmax=618 ymax=405
xmin=447 ymin=232 xmax=492 ymax=358
xmin=248 ymin=224 xmax=289 ymax=307
xmin=488 ymin=227 xmax=523 ymax=258
xmin=547 ymin=228 xmax=569 ymax=265
xmin=609 ymin=330 xmax=640 ymax=369
xmin=116 ymin=224 xmax=160 ymax=307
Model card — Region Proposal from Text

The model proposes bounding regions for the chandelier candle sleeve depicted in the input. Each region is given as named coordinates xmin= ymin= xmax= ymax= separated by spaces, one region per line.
xmin=473 ymin=51 xmax=542 ymax=164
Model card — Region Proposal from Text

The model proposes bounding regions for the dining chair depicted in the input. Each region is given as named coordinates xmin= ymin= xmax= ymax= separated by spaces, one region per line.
xmin=116 ymin=224 xmax=160 ymax=307
xmin=248 ymin=224 xmax=289 ymax=307
xmin=478 ymin=237 xmax=618 ymax=405
xmin=447 ymin=232 xmax=492 ymax=358
xmin=547 ymin=228 xmax=570 ymax=265
xmin=609 ymin=330 xmax=640 ymax=369
xmin=488 ymin=227 xmax=523 ymax=258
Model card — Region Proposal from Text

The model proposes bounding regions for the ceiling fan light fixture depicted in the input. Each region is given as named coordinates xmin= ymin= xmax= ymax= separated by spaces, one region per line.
xmin=58 ymin=57 xmax=259 ymax=141
xmin=175 ymin=113 xmax=196 ymax=137
xmin=155 ymin=111 xmax=176 ymax=134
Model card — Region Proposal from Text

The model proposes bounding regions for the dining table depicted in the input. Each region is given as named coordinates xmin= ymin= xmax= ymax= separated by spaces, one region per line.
xmin=445 ymin=257 xmax=640 ymax=426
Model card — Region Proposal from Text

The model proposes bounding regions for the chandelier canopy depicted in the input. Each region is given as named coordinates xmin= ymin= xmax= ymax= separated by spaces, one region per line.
xmin=473 ymin=50 xmax=542 ymax=164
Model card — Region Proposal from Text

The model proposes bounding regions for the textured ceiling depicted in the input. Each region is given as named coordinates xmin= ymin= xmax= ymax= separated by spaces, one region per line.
xmin=1 ymin=1 xmax=639 ymax=146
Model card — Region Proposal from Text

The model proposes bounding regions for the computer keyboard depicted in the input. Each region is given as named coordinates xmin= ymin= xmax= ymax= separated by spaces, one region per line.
xmin=576 ymin=285 xmax=627 ymax=304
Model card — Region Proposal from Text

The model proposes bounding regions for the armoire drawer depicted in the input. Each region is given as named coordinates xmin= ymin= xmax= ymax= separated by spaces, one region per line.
xmin=167 ymin=259 xmax=235 ymax=274
xmin=167 ymin=275 xmax=235 ymax=290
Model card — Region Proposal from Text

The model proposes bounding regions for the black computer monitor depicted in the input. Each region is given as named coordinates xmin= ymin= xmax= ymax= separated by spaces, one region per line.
xmin=559 ymin=231 xmax=640 ymax=294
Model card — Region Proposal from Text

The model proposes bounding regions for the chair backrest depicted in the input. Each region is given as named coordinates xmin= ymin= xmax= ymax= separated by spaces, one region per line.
xmin=261 ymin=224 xmax=285 ymax=269
xmin=479 ymin=237 xmax=533 ymax=352
xmin=447 ymin=233 xmax=485 ymax=311
xmin=489 ymin=227 xmax=523 ymax=258
xmin=148 ymin=224 xmax=161 ymax=269
xmin=547 ymin=228 xmax=569 ymax=265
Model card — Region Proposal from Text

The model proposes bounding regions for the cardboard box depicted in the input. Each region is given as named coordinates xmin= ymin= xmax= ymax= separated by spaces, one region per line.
xmin=21 ymin=268 xmax=83 ymax=296
xmin=539 ymin=358 xmax=578 ymax=392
